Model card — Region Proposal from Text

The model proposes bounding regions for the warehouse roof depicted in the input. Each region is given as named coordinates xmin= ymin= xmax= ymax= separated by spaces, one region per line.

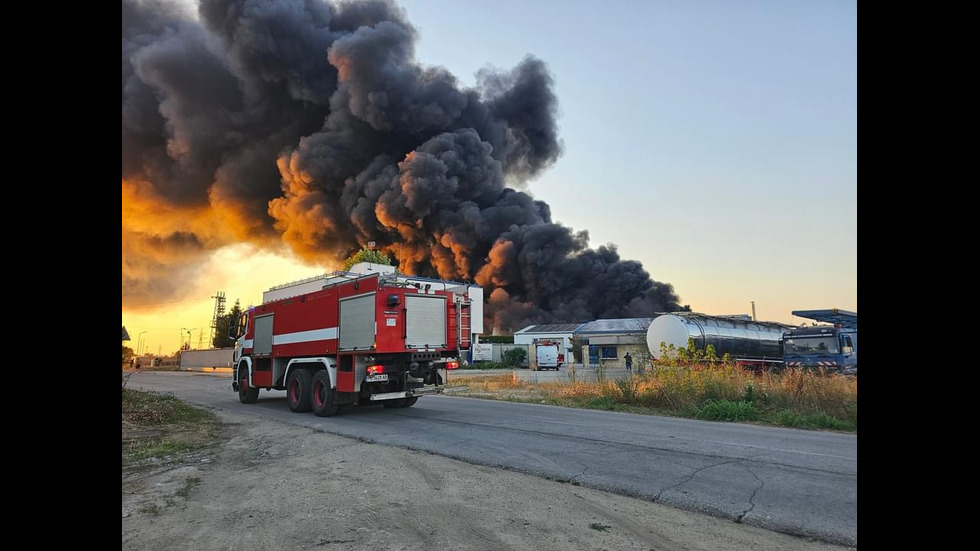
xmin=515 ymin=323 xmax=584 ymax=334
xmin=574 ymin=318 xmax=657 ymax=334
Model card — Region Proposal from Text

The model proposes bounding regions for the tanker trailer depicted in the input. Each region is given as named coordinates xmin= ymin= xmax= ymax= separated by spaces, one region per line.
xmin=646 ymin=313 xmax=795 ymax=366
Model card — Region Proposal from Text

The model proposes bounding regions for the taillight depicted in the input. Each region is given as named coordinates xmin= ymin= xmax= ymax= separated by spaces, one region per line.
xmin=367 ymin=364 xmax=385 ymax=375
xmin=446 ymin=360 xmax=459 ymax=370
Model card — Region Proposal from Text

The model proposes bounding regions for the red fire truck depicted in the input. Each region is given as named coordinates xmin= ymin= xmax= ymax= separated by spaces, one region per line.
xmin=230 ymin=264 xmax=480 ymax=416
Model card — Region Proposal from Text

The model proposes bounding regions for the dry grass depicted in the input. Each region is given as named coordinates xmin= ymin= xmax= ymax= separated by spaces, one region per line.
xmin=449 ymin=364 xmax=857 ymax=432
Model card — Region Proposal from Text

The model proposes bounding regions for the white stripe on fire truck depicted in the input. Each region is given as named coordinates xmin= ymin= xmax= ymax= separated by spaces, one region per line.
xmin=272 ymin=327 xmax=339 ymax=345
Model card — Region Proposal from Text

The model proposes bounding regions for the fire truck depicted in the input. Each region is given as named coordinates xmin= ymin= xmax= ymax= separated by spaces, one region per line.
xmin=230 ymin=263 xmax=482 ymax=416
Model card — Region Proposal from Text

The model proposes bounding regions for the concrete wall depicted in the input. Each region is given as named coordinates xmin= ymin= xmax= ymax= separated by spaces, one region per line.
xmin=469 ymin=343 xmax=530 ymax=367
xmin=179 ymin=348 xmax=236 ymax=369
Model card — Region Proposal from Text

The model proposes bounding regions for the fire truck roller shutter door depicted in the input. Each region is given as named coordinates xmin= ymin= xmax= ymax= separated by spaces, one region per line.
xmin=405 ymin=295 xmax=447 ymax=348
xmin=340 ymin=293 xmax=376 ymax=351
xmin=253 ymin=314 xmax=274 ymax=355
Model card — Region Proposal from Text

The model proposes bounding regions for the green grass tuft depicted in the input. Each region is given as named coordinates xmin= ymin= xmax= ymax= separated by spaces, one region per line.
xmin=695 ymin=400 xmax=760 ymax=422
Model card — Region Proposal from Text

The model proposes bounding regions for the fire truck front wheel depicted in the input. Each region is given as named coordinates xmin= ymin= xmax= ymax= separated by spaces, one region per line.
xmin=311 ymin=370 xmax=340 ymax=417
xmin=286 ymin=369 xmax=313 ymax=413
xmin=401 ymin=397 xmax=419 ymax=407
xmin=238 ymin=369 xmax=259 ymax=404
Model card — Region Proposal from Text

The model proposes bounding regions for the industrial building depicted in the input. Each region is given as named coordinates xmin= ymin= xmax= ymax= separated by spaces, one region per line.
xmin=513 ymin=323 xmax=583 ymax=363
xmin=574 ymin=318 xmax=656 ymax=368
xmin=512 ymin=318 xmax=659 ymax=369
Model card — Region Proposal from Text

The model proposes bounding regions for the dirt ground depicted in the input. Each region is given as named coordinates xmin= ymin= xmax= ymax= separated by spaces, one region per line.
xmin=122 ymin=407 xmax=849 ymax=551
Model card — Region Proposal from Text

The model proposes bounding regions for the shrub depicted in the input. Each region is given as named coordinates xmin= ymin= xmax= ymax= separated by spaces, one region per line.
xmin=501 ymin=347 xmax=527 ymax=367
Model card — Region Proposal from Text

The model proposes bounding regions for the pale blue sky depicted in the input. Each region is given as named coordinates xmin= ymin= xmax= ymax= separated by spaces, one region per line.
xmin=397 ymin=0 xmax=857 ymax=324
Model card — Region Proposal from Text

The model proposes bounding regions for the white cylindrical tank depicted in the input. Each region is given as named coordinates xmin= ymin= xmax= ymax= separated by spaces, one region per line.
xmin=646 ymin=313 xmax=794 ymax=361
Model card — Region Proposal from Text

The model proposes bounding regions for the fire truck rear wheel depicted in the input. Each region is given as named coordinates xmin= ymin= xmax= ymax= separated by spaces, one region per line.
xmin=383 ymin=398 xmax=407 ymax=408
xmin=401 ymin=397 xmax=419 ymax=408
xmin=312 ymin=370 xmax=340 ymax=417
xmin=238 ymin=368 xmax=258 ymax=404
xmin=286 ymin=369 xmax=313 ymax=413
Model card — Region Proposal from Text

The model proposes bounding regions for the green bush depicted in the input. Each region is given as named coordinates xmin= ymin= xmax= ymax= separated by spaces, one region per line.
xmin=502 ymin=347 xmax=527 ymax=366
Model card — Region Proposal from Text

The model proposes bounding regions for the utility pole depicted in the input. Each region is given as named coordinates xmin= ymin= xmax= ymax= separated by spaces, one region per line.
xmin=180 ymin=328 xmax=196 ymax=350
xmin=210 ymin=291 xmax=226 ymax=347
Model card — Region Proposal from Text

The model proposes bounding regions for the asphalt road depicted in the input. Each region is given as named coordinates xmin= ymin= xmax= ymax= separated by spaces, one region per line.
xmin=128 ymin=371 xmax=857 ymax=547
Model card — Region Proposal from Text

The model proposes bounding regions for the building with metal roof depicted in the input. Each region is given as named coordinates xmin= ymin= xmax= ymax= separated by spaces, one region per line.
xmin=574 ymin=318 xmax=657 ymax=334
xmin=513 ymin=323 xmax=585 ymax=362
xmin=573 ymin=317 xmax=661 ymax=368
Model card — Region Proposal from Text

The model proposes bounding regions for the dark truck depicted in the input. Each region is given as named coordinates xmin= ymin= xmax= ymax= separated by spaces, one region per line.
xmin=782 ymin=309 xmax=857 ymax=375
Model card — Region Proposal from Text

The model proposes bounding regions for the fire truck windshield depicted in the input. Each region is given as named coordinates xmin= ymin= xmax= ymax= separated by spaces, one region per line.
xmin=783 ymin=336 xmax=839 ymax=355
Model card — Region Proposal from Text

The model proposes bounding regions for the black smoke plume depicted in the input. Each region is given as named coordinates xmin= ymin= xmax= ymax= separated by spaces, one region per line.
xmin=122 ymin=0 xmax=687 ymax=331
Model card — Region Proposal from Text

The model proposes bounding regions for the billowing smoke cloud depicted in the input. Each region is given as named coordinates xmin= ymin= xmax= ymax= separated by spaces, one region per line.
xmin=122 ymin=0 xmax=687 ymax=330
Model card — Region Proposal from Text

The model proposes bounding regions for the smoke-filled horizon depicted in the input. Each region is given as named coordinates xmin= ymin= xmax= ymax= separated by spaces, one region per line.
xmin=122 ymin=0 xmax=688 ymax=332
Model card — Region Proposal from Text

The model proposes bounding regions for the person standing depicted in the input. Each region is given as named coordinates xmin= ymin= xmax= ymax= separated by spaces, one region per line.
xmin=624 ymin=352 xmax=633 ymax=372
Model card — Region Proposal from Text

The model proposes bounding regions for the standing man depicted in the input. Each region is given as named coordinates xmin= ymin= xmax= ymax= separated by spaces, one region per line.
xmin=624 ymin=352 xmax=633 ymax=372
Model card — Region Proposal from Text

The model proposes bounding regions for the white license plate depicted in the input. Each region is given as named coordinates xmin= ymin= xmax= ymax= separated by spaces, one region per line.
xmin=365 ymin=374 xmax=388 ymax=383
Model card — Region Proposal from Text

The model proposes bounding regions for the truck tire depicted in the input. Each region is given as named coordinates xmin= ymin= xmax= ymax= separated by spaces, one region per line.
xmin=286 ymin=369 xmax=313 ymax=413
xmin=383 ymin=398 xmax=407 ymax=408
xmin=311 ymin=370 xmax=340 ymax=417
xmin=238 ymin=367 xmax=259 ymax=404
xmin=400 ymin=397 xmax=419 ymax=408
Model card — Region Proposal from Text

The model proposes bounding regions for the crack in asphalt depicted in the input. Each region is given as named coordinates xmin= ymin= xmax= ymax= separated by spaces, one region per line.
xmin=653 ymin=458 xmax=745 ymax=502
xmin=654 ymin=452 xmax=769 ymax=504
xmin=568 ymin=462 xmax=589 ymax=482
xmin=735 ymin=464 xmax=764 ymax=523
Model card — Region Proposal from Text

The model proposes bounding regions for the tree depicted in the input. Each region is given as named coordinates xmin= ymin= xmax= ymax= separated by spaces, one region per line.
xmin=212 ymin=300 xmax=244 ymax=348
xmin=122 ymin=345 xmax=134 ymax=367
xmin=343 ymin=248 xmax=393 ymax=271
